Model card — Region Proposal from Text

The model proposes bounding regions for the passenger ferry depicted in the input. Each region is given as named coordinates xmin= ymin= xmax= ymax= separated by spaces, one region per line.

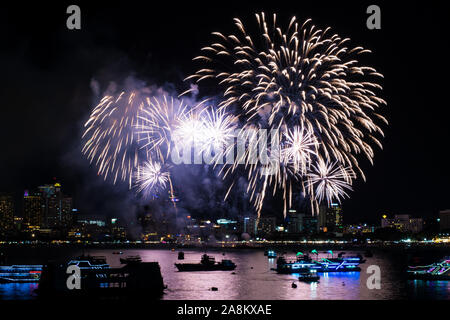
xmin=0 ymin=265 xmax=43 ymax=283
xmin=273 ymin=253 xmax=361 ymax=274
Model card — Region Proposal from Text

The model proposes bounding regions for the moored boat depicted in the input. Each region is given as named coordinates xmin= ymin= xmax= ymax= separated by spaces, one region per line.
xmin=272 ymin=253 xmax=361 ymax=273
xmin=175 ymin=254 xmax=236 ymax=272
xmin=0 ymin=265 xmax=43 ymax=283
xmin=38 ymin=256 xmax=165 ymax=299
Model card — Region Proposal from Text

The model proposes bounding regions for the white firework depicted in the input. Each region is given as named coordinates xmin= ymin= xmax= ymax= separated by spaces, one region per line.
xmin=307 ymin=159 xmax=355 ymax=206
xmin=281 ymin=126 xmax=317 ymax=175
xmin=135 ymin=161 xmax=170 ymax=196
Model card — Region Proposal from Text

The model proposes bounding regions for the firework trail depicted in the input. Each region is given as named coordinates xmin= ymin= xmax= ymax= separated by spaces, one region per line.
xmin=82 ymin=91 xmax=147 ymax=187
xmin=187 ymin=12 xmax=387 ymax=216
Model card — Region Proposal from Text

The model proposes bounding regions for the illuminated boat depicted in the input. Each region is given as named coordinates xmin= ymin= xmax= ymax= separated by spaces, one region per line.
xmin=273 ymin=255 xmax=361 ymax=273
xmin=175 ymin=254 xmax=236 ymax=271
xmin=272 ymin=256 xmax=321 ymax=274
xmin=317 ymin=258 xmax=361 ymax=272
xmin=264 ymin=249 xmax=277 ymax=258
xmin=266 ymin=250 xmax=277 ymax=258
xmin=318 ymin=252 xmax=365 ymax=266
xmin=407 ymin=258 xmax=450 ymax=280
xmin=0 ymin=265 xmax=43 ymax=283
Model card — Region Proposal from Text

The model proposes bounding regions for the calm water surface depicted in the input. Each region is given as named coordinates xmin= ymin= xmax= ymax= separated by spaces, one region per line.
xmin=0 ymin=248 xmax=449 ymax=300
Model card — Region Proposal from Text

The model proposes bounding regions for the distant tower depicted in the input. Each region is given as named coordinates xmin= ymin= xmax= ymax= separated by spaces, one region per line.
xmin=23 ymin=190 xmax=44 ymax=227
xmin=0 ymin=193 xmax=14 ymax=233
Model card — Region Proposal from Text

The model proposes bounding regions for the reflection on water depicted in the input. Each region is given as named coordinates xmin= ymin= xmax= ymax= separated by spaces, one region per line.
xmin=0 ymin=249 xmax=449 ymax=300
xmin=0 ymin=283 xmax=38 ymax=300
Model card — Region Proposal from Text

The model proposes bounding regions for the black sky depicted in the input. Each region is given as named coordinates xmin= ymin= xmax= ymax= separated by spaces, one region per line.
xmin=0 ymin=1 xmax=448 ymax=224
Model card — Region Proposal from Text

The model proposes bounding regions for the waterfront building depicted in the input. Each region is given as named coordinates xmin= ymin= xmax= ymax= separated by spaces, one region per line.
xmin=381 ymin=214 xmax=423 ymax=233
xmin=38 ymin=183 xmax=73 ymax=228
xmin=23 ymin=190 xmax=44 ymax=227
xmin=256 ymin=216 xmax=276 ymax=237
xmin=286 ymin=209 xmax=305 ymax=233
xmin=242 ymin=216 xmax=257 ymax=237
xmin=0 ymin=193 xmax=14 ymax=233
xmin=318 ymin=203 xmax=343 ymax=234
xmin=302 ymin=215 xmax=318 ymax=234
xmin=439 ymin=210 xmax=450 ymax=231
xmin=343 ymin=224 xmax=375 ymax=235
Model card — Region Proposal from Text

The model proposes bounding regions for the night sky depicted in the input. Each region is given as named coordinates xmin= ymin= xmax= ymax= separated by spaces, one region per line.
xmin=0 ymin=1 xmax=448 ymax=224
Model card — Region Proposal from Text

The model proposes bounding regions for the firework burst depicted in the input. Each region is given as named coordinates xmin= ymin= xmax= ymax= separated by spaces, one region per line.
xmin=188 ymin=12 xmax=387 ymax=215
xmin=307 ymin=159 xmax=355 ymax=207
xmin=282 ymin=126 xmax=317 ymax=175
xmin=135 ymin=161 xmax=171 ymax=197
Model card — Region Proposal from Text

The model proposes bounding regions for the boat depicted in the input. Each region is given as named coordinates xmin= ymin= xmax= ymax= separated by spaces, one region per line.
xmin=264 ymin=249 xmax=276 ymax=258
xmin=331 ymin=252 xmax=366 ymax=264
xmin=120 ymin=255 xmax=142 ymax=264
xmin=272 ymin=254 xmax=361 ymax=274
xmin=178 ymin=252 xmax=185 ymax=260
xmin=38 ymin=257 xmax=165 ymax=299
xmin=298 ymin=270 xmax=320 ymax=282
xmin=317 ymin=257 xmax=361 ymax=272
xmin=407 ymin=257 xmax=450 ymax=280
xmin=112 ymin=251 xmax=123 ymax=255
xmin=266 ymin=250 xmax=277 ymax=258
xmin=0 ymin=265 xmax=43 ymax=283
xmin=175 ymin=254 xmax=236 ymax=272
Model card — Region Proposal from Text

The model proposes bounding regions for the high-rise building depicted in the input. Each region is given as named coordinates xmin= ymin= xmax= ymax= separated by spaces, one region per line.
xmin=256 ymin=216 xmax=276 ymax=237
xmin=439 ymin=210 xmax=450 ymax=231
xmin=38 ymin=183 xmax=73 ymax=228
xmin=286 ymin=209 xmax=305 ymax=233
xmin=0 ymin=193 xmax=14 ymax=233
xmin=23 ymin=190 xmax=44 ymax=227
xmin=318 ymin=203 xmax=343 ymax=233
xmin=24 ymin=182 xmax=73 ymax=229
xmin=242 ymin=216 xmax=257 ymax=237
xmin=327 ymin=203 xmax=344 ymax=233
xmin=302 ymin=215 xmax=318 ymax=234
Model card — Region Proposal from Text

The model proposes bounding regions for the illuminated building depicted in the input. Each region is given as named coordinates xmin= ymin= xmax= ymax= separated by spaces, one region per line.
xmin=439 ymin=210 xmax=450 ymax=231
xmin=35 ymin=183 xmax=73 ymax=228
xmin=302 ymin=215 xmax=318 ymax=234
xmin=286 ymin=209 xmax=305 ymax=233
xmin=23 ymin=190 xmax=44 ymax=227
xmin=256 ymin=216 xmax=276 ymax=237
xmin=344 ymin=224 xmax=375 ymax=235
xmin=23 ymin=182 xmax=74 ymax=230
xmin=318 ymin=203 xmax=343 ymax=234
xmin=381 ymin=214 xmax=423 ymax=233
xmin=0 ymin=193 xmax=14 ymax=233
